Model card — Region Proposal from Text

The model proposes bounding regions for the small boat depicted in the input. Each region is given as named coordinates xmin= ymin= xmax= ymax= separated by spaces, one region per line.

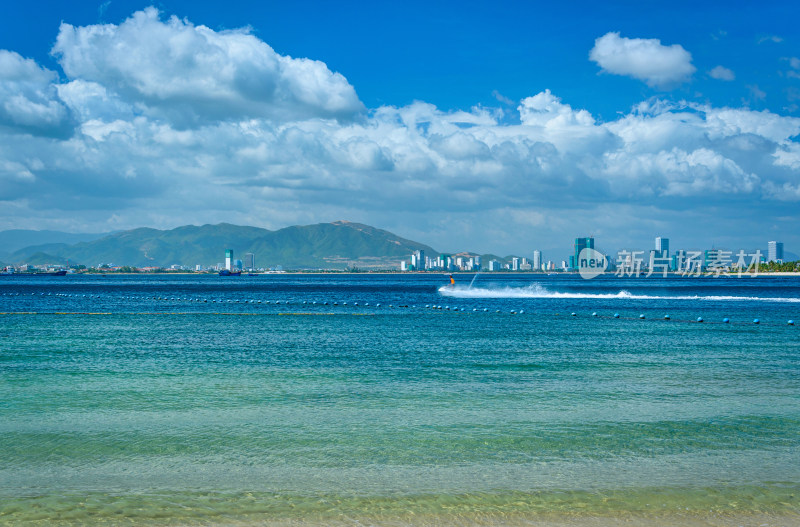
xmin=218 ymin=269 xmax=242 ymax=276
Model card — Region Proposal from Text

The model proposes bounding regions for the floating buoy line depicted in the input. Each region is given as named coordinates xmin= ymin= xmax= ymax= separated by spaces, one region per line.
xmin=0 ymin=291 xmax=797 ymax=326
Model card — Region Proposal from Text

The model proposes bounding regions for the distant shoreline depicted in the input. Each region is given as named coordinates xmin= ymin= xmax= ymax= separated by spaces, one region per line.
xmin=9 ymin=271 xmax=800 ymax=277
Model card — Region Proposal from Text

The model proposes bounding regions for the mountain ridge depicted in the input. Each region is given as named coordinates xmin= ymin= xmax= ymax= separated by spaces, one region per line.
xmin=5 ymin=221 xmax=438 ymax=270
xmin=0 ymin=229 xmax=112 ymax=258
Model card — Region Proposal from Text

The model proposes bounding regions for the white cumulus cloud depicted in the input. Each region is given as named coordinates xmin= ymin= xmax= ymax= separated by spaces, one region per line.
xmin=0 ymin=50 xmax=73 ymax=137
xmin=589 ymin=32 xmax=696 ymax=89
xmin=0 ymin=8 xmax=799 ymax=253
xmin=519 ymin=89 xmax=595 ymax=127
xmin=51 ymin=7 xmax=364 ymax=127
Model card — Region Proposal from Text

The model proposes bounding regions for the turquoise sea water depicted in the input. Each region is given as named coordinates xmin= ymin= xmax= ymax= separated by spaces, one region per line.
xmin=1 ymin=274 xmax=798 ymax=525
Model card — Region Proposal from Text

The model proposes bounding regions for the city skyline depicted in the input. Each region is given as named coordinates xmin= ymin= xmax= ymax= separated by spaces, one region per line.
xmin=404 ymin=233 xmax=794 ymax=274
xmin=213 ymin=233 xmax=795 ymax=272
xmin=0 ymin=2 xmax=799 ymax=255
xmin=1 ymin=220 xmax=794 ymax=272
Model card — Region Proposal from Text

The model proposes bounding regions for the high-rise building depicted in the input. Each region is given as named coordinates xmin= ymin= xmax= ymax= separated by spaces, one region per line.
xmin=655 ymin=237 xmax=669 ymax=259
xmin=533 ymin=250 xmax=542 ymax=271
xmin=410 ymin=250 xmax=428 ymax=270
xmin=511 ymin=257 xmax=520 ymax=271
xmin=672 ymin=250 xmax=687 ymax=272
xmin=703 ymin=249 xmax=725 ymax=270
xmin=415 ymin=250 xmax=426 ymax=270
xmin=225 ymin=249 xmax=233 ymax=270
xmin=768 ymin=241 xmax=784 ymax=263
xmin=244 ymin=253 xmax=255 ymax=270
xmin=572 ymin=237 xmax=594 ymax=270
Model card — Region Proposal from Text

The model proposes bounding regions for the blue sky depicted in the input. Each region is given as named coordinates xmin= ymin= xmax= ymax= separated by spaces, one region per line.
xmin=0 ymin=1 xmax=799 ymax=257
xmin=4 ymin=1 xmax=797 ymax=117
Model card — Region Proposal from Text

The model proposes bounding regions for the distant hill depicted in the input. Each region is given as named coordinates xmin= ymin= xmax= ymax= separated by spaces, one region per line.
xmin=7 ymin=221 xmax=437 ymax=269
xmin=0 ymin=229 xmax=111 ymax=258
xmin=10 ymin=252 xmax=72 ymax=266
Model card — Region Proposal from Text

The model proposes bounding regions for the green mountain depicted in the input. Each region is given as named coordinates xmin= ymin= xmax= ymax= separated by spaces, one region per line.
xmin=0 ymin=229 xmax=111 ymax=258
xmin=10 ymin=251 xmax=72 ymax=266
xmin=247 ymin=222 xmax=436 ymax=269
xmin=7 ymin=221 xmax=437 ymax=270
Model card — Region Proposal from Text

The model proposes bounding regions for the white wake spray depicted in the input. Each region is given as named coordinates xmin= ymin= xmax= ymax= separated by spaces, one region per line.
xmin=438 ymin=284 xmax=800 ymax=302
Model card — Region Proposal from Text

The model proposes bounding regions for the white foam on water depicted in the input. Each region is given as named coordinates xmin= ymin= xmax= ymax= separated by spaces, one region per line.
xmin=438 ymin=284 xmax=800 ymax=302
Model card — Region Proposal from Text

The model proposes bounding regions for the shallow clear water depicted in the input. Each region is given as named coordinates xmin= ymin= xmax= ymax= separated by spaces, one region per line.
xmin=1 ymin=274 xmax=798 ymax=525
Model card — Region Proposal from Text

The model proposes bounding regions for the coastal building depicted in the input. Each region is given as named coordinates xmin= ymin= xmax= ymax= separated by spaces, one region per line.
xmin=414 ymin=251 xmax=425 ymax=271
xmin=400 ymin=261 xmax=407 ymax=271
xmin=512 ymin=257 xmax=520 ymax=271
xmin=244 ymin=253 xmax=255 ymax=270
xmin=410 ymin=250 xmax=425 ymax=270
xmin=703 ymin=249 xmax=731 ymax=272
xmin=672 ymin=250 xmax=687 ymax=272
xmin=571 ymin=237 xmax=594 ymax=270
xmin=474 ymin=255 xmax=481 ymax=270
xmin=647 ymin=249 xmax=671 ymax=275
xmin=655 ymin=237 xmax=669 ymax=259
xmin=533 ymin=250 xmax=542 ymax=271
xmin=225 ymin=249 xmax=233 ymax=271
xmin=672 ymin=250 xmax=705 ymax=273
xmin=768 ymin=241 xmax=784 ymax=263
xmin=488 ymin=260 xmax=501 ymax=271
